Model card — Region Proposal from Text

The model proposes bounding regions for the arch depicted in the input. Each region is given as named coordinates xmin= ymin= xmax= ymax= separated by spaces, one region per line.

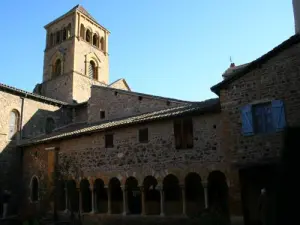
xmin=207 ymin=171 xmax=229 ymax=217
xmin=30 ymin=176 xmax=39 ymax=202
xmin=143 ymin=176 xmax=160 ymax=215
xmin=100 ymin=37 xmax=105 ymax=51
xmin=80 ymin=179 xmax=91 ymax=212
xmin=45 ymin=117 xmax=55 ymax=134
xmin=67 ymin=180 xmax=79 ymax=212
xmin=92 ymin=33 xmax=99 ymax=47
xmin=9 ymin=109 xmax=20 ymax=140
xmin=163 ymin=174 xmax=182 ymax=215
xmin=86 ymin=29 xmax=91 ymax=43
xmin=67 ymin=23 xmax=71 ymax=38
xmin=80 ymin=24 xmax=85 ymax=39
xmin=88 ymin=60 xmax=98 ymax=80
xmin=126 ymin=177 xmax=141 ymax=214
xmin=109 ymin=177 xmax=123 ymax=214
xmin=94 ymin=178 xmax=107 ymax=213
xmin=53 ymin=58 xmax=62 ymax=78
xmin=185 ymin=172 xmax=205 ymax=215
xmin=57 ymin=180 xmax=66 ymax=211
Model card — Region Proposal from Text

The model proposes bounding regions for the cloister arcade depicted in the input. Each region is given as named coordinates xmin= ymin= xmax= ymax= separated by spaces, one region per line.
xmin=54 ymin=171 xmax=229 ymax=217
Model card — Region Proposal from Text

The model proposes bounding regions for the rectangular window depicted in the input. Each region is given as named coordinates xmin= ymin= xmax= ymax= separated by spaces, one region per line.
xmin=241 ymin=100 xmax=286 ymax=136
xmin=139 ymin=128 xmax=148 ymax=143
xmin=173 ymin=118 xmax=194 ymax=149
xmin=100 ymin=111 xmax=105 ymax=119
xmin=105 ymin=134 xmax=114 ymax=148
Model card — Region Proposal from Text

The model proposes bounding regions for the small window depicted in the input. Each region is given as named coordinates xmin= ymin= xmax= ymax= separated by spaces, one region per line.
xmin=139 ymin=128 xmax=148 ymax=143
xmin=105 ymin=134 xmax=114 ymax=148
xmin=45 ymin=117 xmax=55 ymax=134
xmin=100 ymin=37 xmax=105 ymax=51
xmin=31 ymin=176 xmax=39 ymax=202
xmin=93 ymin=34 xmax=98 ymax=47
xmin=80 ymin=24 xmax=85 ymax=39
xmin=62 ymin=28 xmax=67 ymax=41
xmin=56 ymin=31 xmax=61 ymax=44
xmin=9 ymin=110 xmax=20 ymax=140
xmin=100 ymin=111 xmax=105 ymax=119
xmin=67 ymin=23 xmax=71 ymax=38
xmin=138 ymin=96 xmax=143 ymax=101
xmin=173 ymin=118 xmax=193 ymax=149
xmin=86 ymin=30 xmax=91 ymax=43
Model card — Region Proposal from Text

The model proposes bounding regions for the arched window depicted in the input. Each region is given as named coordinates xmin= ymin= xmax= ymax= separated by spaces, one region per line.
xmin=67 ymin=23 xmax=71 ymax=39
xmin=80 ymin=24 xmax=85 ymax=39
xmin=9 ymin=110 xmax=20 ymax=140
xmin=45 ymin=117 xmax=55 ymax=134
xmin=86 ymin=29 xmax=91 ymax=43
xmin=56 ymin=31 xmax=61 ymax=44
xmin=62 ymin=28 xmax=67 ymax=41
xmin=93 ymin=34 xmax=98 ymax=47
xmin=88 ymin=60 xmax=98 ymax=80
xmin=31 ymin=176 xmax=39 ymax=202
xmin=53 ymin=59 xmax=62 ymax=77
xmin=100 ymin=37 xmax=105 ymax=51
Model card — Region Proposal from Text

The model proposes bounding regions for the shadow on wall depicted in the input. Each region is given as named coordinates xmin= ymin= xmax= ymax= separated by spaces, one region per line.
xmin=0 ymin=106 xmax=73 ymax=217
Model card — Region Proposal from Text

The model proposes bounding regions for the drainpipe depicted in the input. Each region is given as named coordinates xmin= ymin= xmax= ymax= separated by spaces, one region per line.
xmin=20 ymin=94 xmax=27 ymax=139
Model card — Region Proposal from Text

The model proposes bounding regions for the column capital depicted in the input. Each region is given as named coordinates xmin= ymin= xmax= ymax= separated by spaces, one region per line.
xmin=121 ymin=185 xmax=127 ymax=191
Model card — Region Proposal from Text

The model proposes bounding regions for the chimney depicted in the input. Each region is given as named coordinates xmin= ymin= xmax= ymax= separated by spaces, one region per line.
xmin=293 ymin=0 xmax=300 ymax=34
xmin=230 ymin=62 xmax=235 ymax=68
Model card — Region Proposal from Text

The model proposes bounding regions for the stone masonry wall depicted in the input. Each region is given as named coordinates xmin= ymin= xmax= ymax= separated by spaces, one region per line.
xmin=219 ymin=42 xmax=300 ymax=166
xmin=88 ymin=86 xmax=188 ymax=123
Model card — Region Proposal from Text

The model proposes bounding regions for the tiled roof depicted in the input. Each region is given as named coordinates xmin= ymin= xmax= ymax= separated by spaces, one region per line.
xmin=93 ymin=85 xmax=192 ymax=104
xmin=211 ymin=34 xmax=300 ymax=95
xmin=0 ymin=83 xmax=68 ymax=106
xmin=18 ymin=98 xmax=220 ymax=147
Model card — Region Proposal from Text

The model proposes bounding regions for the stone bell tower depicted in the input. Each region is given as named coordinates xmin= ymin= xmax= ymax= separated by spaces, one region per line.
xmin=293 ymin=0 xmax=300 ymax=34
xmin=36 ymin=5 xmax=110 ymax=103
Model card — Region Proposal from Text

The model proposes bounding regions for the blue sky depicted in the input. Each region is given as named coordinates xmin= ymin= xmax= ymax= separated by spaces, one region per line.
xmin=0 ymin=0 xmax=294 ymax=101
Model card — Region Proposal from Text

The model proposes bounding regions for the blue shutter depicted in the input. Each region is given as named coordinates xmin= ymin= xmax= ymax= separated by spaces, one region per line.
xmin=241 ymin=104 xmax=254 ymax=136
xmin=272 ymin=100 xmax=286 ymax=131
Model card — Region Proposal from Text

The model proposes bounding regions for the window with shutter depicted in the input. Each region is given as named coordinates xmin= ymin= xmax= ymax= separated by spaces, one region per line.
xmin=271 ymin=100 xmax=286 ymax=131
xmin=173 ymin=118 xmax=193 ymax=149
xmin=241 ymin=105 xmax=254 ymax=136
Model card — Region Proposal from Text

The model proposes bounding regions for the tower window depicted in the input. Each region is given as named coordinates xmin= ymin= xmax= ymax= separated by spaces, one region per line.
xmin=56 ymin=31 xmax=61 ymax=44
xmin=100 ymin=110 xmax=105 ymax=119
xmin=80 ymin=24 xmax=85 ymax=39
xmin=67 ymin=23 xmax=71 ymax=39
xmin=100 ymin=37 xmax=105 ymax=51
xmin=9 ymin=109 xmax=20 ymax=140
xmin=86 ymin=29 xmax=91 ymax=43
xmin=88 ymin=60 xmax=98 ymax=80
xmin=93 ymin=34 xmax=98 ymax=47
xmin=53 ymin=59 xmax=62 ymax=77
xmin=45 ymin=117 xmax=55 ymax=134
xmin=62 ymin=28 xmax=67 ymax=41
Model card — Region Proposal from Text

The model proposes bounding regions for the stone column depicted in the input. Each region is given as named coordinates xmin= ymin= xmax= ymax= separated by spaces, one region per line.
xmin=106 ymin=185 xmax=111 ymax=214
xmin=122 ymin=185 xmax=128 ymax=215
xmin=64 ymin=184 xmax=68 ymax=213
xmin=90 ymin=187 xmax=95 ymax=213
xmin=140 ymin=186 xmax=146 ymax=215
xmin=78 ymin=188 xmax=83 ymax=213
xmin=181 ymin=185 xmax=186 ymax=216
xmin=203 ymin=182 xmax=209 ymax=209
xmin=159 ymin=186 xmax=164 ymax=216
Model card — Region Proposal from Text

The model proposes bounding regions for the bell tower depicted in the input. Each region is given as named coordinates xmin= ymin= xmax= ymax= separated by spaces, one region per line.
xmin=36 ymin=5 xmax=110 ymax=103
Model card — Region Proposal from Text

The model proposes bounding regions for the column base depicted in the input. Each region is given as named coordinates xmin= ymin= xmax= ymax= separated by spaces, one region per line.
xmin=122 ymin=212 xmax=127 ymax=216
xmin=64 ymin=209 xmax=69 ymax=213
xmin=160 ymin=213 xmax=165 ymax=216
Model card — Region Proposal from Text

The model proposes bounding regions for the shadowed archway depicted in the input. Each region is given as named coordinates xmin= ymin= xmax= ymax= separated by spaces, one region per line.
xmin=109 ymin=177 xmax=123 ymax=214
xmin=126 ymin=176 xmax=141 ymax=214
xmin=80 ymin=179 xmax=91 ymax=212
xmin=67 ymin=180 xmax=79 ymax=212
xmin=94 ymin=178 xmax=107 ymax=213
xmin=163 ymin=174 xmax=182 ymax=215
xmin=143 ymin=176 xmax=160 ymax=215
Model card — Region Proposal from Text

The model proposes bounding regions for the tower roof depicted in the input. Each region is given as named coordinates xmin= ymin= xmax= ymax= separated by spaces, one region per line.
xmin=44 ymin=4 xmax=110 ymax=33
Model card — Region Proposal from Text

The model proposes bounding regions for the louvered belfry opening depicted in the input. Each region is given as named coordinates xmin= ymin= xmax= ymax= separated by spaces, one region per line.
xmin=89 ymin=60 xmax=98 ymax=80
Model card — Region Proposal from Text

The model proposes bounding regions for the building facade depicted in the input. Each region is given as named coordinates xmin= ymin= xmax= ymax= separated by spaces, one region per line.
xmin=0 ymin=3 xmax=300 ymax=225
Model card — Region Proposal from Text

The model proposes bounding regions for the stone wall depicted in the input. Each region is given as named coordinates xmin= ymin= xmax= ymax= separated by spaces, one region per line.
xmin=88 ymin=86 xmax=188 ymax=123
xmin=219 ymin=42 xmax=300 ymax=166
